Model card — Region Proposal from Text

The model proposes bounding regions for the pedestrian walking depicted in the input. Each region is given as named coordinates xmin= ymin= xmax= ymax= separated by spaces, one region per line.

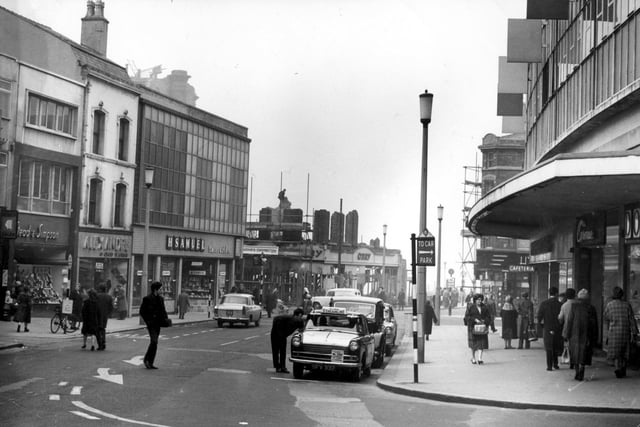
xmin=114 ymin=284 xmax=128 ymax=320
xmin=302 ymin=287 xmax=312 ymax=314
xmin=177 ymin=290 xmax=191 ymax=319
xmin=397 ymin=289 xmax=406 ymax=311
xmin=500 ymin=295 xmax=518 ymax=349
xmin=270 ymin=307 xmax=305 ymax=373
xmin=81 ymin=289 xmax=99 ymax=350
xmin=517 ymin=292 xmax=534 ymax=349
xmin=558 ymin=288 xmax=577 ymax=326
xmin=537 ymin=287 xmax=563 ymax=371
xmin=423 ymin=300 xmax=438 ymax=341
xmin=140 ymin=282 xmax=171 ymax=369
xmin=96 ymin=284 xmax=113 ymax=351
xmin=266 ymin=288 xmax=277 ymax=318
xmin=13 ymin=285 xmax=31 ymax=333
xmin=563 ymin=288 xmax=598 ymax=381
xmin=485 ymin=294 xmax=498 ymax=332
xmin=464 ymin=293 xmax=491 ymax=364
xmin=603 ymin=286 xmax=639 ymax=378
xmin=69 ymin=283 xmax=83 ymax=329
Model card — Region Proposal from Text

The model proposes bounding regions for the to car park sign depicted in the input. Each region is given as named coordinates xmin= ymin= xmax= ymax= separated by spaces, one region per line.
xmin=415 ymin=235 xmax=435 ymax=266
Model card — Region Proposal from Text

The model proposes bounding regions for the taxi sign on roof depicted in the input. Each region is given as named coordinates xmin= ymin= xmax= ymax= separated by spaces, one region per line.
xmin=320 ymin=307 xmax=346 ymax=314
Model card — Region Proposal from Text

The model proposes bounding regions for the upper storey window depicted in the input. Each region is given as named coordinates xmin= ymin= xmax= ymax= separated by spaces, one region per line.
xmin=0 ymin=79 xmax=10 ymax=118
xmin=92 ymin=110 xmax=105 ymax=155
xmin=27 ymin=93 xmax=78 ymax=137
xmin=117 ymin=117 xmax=129 ymax=161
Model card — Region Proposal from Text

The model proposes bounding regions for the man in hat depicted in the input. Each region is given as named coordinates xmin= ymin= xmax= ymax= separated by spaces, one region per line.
xmin=140 ymin=282 xmax=170 ymax=369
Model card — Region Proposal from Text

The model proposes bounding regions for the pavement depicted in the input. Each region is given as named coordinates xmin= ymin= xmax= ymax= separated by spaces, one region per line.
xmin=2 ymin=306 xmax=640 ymax=413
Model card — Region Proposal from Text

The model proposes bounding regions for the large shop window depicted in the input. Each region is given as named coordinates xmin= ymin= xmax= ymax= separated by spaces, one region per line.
xmin=17 ymin=159 xmax=73 ymax=215
xmin=628 ymin=244 xmax=640 ymax=316
xmin=27 ymin=93 xmax=77 ymax=137
xmin=79 ymin=258 xmax=129 ymax=295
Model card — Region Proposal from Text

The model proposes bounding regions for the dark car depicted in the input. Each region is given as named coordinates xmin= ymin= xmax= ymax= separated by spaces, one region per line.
xmin=289 ymin=307 xmax=375 ymax=382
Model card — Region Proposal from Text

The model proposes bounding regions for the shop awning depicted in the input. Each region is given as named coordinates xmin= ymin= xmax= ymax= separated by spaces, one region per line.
xmin=467 ymin=151 xmax=640 ymax=239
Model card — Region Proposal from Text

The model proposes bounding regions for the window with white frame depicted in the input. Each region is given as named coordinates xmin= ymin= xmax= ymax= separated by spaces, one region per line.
xmin=26 ymin=93 xmax=78 ymax=137
xmin=17 ymin=158 xmax=73 ymax=215
xmin=117 ymin=117 xmax=129 ymax=161
xmin=88 ymin=178 xmax=103 ymax=225
xmin=92 ymin=110 xmax=105 ymax=155
xmin=0 ymin=78 xmax=10 ymax=118
xmin=114 ymin=183 xmax=126 ymax=227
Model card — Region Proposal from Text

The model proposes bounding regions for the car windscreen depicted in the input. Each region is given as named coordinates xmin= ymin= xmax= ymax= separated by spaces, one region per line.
xmin=332 ymin=302 xmax=375 ymax=318
xmin=222 ymin=296 xmax=250 ymax=305
xmin=306 ymin=314 xmax=360 ymax=333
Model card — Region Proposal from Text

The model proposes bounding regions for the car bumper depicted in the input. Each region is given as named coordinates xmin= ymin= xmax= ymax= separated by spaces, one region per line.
xmin=289 ymin=357 xmax=360 ymax=368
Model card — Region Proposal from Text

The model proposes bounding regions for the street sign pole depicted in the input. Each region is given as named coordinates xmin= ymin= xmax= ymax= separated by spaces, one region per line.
xmin=410 ymin=233 xmax=418 ymax=383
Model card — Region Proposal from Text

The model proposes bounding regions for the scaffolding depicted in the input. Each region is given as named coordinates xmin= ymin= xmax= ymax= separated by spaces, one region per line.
xmin=460 ymin=162 xmax=482 ymax=292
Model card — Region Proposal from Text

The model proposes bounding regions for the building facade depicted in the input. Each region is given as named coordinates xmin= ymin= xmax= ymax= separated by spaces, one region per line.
xmin=468 ymin=0 xmax=640 ymax=345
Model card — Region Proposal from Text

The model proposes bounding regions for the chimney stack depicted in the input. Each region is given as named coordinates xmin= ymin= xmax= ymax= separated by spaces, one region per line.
xmin=81 ymin=0 xmax=109 ymax=56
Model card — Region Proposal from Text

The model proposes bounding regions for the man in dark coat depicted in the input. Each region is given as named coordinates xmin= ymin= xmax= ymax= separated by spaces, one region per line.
xmin=140 ymin=282 xmax=170 ymax=369
xmin=517 ymin=292 xmax=534 ymax=349
xmin=423 ymin=300 xmax=438 ymax=340
xmin=69 ymin=283 xmax=84 ymax=329
xmin=537 ymin=286 xmax=563 ymax=371
xmin=563 ymin=288 xmax=598 ymax=381
xmin=95 ymin=284 xmax=114 ymax=351
xmin=270 ymin=308 xmax=305 ymax=373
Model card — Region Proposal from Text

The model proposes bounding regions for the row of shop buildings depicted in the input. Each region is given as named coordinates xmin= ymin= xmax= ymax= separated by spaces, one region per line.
xmin=468 ymin=0 xmax=640 ymax=346
xmin=0 ymin=2 xmax=249 ymax=316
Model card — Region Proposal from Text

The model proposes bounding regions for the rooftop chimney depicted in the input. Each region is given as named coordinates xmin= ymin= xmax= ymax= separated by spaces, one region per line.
xmin=81 ymin=0 xmax=109 ymax=56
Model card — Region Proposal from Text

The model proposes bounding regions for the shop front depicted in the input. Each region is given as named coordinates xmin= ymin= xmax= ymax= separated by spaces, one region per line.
xmin=131 ymin=227 xmax=237 ymax=315
xmin=13 ymin=213 xmax=73 ymax=317
xmin=77 ymin=231 xmax=132 ymax=313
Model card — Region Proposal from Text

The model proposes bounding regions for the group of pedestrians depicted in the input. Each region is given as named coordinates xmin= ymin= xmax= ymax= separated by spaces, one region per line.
xmin=79 ymin=284 xmax=113 ymax=351
xmin=465 ymin=285 xmax=639 ymax=382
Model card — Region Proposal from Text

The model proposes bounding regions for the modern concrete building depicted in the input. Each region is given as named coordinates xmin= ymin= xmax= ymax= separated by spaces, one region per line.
xmin=468 ymin=1 xmax=640 ymax=342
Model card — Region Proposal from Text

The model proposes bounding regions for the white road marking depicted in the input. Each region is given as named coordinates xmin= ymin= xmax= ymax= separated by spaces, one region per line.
xmin=123 ymin=355 xmax=145 ymax=366
xmin=70 ymin=410 xmax=100 ymax=420
xmin=220 ymin=340 xmax=239 ymax=346
xmin=72 ymin=401 xmax=172 ymax=427
xmin=243 ymin=336 xmax=259 ymax=340
xmin=49 ymin=394 xmax=60 ymax=400
xmin=172 ymin=336 xmax=181 ymax=338
xmin=166 ymin=348 xmax=221 ymax=353
xmin=70 ymin=386 xmax=82 ymax=395
xmin=0 ymin=378 xmax=43 ymax=393
xmin=94 ymin=368 xmax=123 ymax=385
xmin=207 ymin=368 xmax=251 ymax=374
xmin=58 ymin=381 xmax=68 ymax=386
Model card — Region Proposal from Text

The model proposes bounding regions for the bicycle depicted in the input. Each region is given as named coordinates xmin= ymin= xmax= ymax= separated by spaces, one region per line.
xmin=50 ymin=305 xmax=81 ymax=334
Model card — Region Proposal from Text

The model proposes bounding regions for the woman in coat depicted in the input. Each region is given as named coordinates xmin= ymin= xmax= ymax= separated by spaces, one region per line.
xmin=500 ymin=295 xmax=518 ymax=349
xmin=563 ymin=288 xmax=598 ymax=381
xmin=603 ymin=286 xmax=638 ymax=378
xmin=115 ymin=285 xmax=128 ymax=320
xmin=13 ymin=286 xmax=31 ymax=333
xmin=81 ymin=289 xmax=100 ymax=350
xmin=464 ymin=293 xmax=492 ymax=364
xmin=423 ymin=300 xmax=438 ymax=340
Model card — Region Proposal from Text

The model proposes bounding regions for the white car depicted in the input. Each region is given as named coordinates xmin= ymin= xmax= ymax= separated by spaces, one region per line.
xmin=311 ymin=288 xmax=362 ymax=309
xmin=214 ymin=293 xmax=262 ymax=327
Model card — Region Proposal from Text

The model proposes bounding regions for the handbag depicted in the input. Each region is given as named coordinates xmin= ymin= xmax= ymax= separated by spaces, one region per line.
xmin=561 ymin=343 xmax=570 ymax=364
xmin=473 ymin=324 xmax=488 ymax=335
xmin=527 ymin=325 xmax=538 ymax=342
xmin=161 ymin=318 xmax=172 ymax=327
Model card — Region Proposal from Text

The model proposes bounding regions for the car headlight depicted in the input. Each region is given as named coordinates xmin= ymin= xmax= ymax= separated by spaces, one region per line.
xmin=292 ymin=335 xmax=302 ymax=347
xmin=349 ymin=340 xmax=359 ymax=352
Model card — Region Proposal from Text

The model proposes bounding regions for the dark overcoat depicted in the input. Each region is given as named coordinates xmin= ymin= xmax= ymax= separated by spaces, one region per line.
xmin=81 ymin=299 xmax=99 ymax=336
xmin=500 ymin=303 xmax=518 ymax=340
xmin=465 ymin=303 xmax=491 ymax=350
xmin=140 ymin=294 xmax=169 ymax=329
xmin=423 ymin=302 xmax=438 ymax=335
xmin=537 ymin=296 xmax=563 ymax=352
xmin=563 ymin=300 xmax=598 ymax=366
xmin=96 ymin=292 xmax=114 ymax=327
xmin=13 ymin=292 xmax=31 ymax=323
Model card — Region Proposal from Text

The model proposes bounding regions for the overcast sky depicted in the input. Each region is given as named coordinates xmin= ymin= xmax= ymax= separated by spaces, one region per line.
xmin=2 ymin=0 xmax=527 ymax=289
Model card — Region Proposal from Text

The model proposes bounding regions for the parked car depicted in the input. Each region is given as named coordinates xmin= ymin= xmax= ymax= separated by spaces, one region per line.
xmin=324 ymin=295 xmax=387 ymax=368
xmin=214 ymin=293 xmax=262 ymax=327
xmin=311 ymin=288 xmax=362 ymax=310
xmin=383 ymin=303 xmax=397 ymax=356
xmin=290 ymin=306 xmax=375 ymax=382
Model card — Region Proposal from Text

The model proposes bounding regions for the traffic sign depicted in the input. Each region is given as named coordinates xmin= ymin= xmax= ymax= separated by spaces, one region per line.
xmin=415 ymin=235 xmax=435 ymax=266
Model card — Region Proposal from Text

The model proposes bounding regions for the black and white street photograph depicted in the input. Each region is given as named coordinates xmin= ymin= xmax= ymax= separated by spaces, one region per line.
xmin=1 ymin=0 xmax=640 ymax=426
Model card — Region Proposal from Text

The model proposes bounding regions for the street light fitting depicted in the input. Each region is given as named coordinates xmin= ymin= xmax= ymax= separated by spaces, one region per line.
xmin=419 ymin=90 xmax=434 ymax=124
xmin=437 ymin=205 xmax=444 ymax=221
xmin=144 ymin=167 xmax=155 ymax=189
xmin=383 ymin=224 xmax=387 ymax=235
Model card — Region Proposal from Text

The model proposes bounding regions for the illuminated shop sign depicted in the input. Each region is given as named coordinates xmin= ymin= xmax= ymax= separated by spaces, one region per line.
xmin=81 ymin=233 xmax=131 ymax=258
xmin=166 ymin=235 xmax=205 ymax=252
xmin=17 ymin=222 xmax=59 ymax=241
xmin=624 ymin=207 xmax=640 ymax=240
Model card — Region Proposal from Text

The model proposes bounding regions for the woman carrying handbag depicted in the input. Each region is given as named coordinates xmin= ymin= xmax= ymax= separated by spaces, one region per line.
xmin=464 ymin=293 xmax=492 ymax=364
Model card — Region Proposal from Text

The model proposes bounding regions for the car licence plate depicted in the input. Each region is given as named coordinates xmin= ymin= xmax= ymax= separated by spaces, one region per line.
xmin=226 ymin=310 xmax=234 ymax=317
xmin=331 ymin=350 xmax=344 ymax=363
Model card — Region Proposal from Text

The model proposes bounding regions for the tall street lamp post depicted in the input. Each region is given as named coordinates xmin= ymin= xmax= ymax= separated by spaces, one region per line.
xmin=140 ymin=167 xmax=154 ymax=324
xmin=382 ymin=224 xmax=387 ymax=296
xmin=436 ymin=205 xmax=444 ymax=321
xmin=417 ymin=89 xmax=433 ymax=363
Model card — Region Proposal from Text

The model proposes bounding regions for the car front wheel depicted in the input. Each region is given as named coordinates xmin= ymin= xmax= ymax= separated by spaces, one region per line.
xmin=293 ymin=363 xmax=304 ymax=379
xmin=217 ymin=320 xmax=223 ymax=328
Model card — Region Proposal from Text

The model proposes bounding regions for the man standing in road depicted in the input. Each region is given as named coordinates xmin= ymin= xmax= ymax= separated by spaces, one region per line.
xmin=270 ymin=308 xmax=305 ymax=373
xmin=537 ymin=287 xmax=563 ymax=371
xmin=96 ymin=284 xmax=114 ymax=351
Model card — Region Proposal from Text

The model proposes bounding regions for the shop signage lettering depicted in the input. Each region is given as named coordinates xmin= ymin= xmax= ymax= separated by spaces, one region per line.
xmin=624 ymin=207 xmax=640 ymax=240
xmin=575 ymin=213 xmax=605 ymax=246
xmin=189 ymin=270 xmax=206 ymax=276
xmin=17 ymin=222 xmax=59 ymax=241
xmin=208 ymin=245 xmax=231 ymax=255
xmin=509 ymin=265 xmax=534 ymax=272
xmin=82 ymin=234 xmax=131 ymax=258
xmin=357 ymin=253 xmax=371 ymax=260
xmin=166 ymin=235 xmax=205 ymax=252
